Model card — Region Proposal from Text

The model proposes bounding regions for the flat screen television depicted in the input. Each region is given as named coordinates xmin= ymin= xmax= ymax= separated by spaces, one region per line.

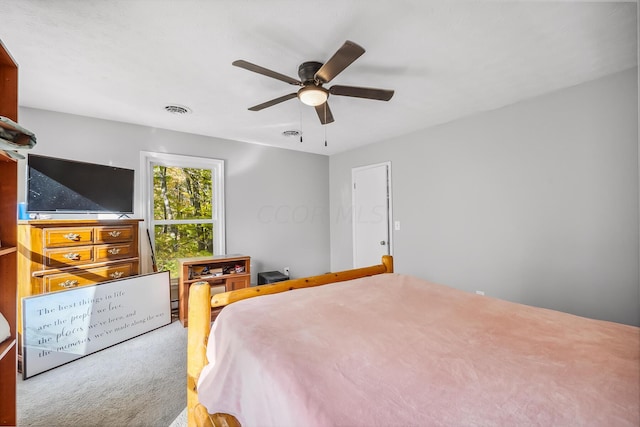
xmin=27 ymin=154 xmax=135 ymax=214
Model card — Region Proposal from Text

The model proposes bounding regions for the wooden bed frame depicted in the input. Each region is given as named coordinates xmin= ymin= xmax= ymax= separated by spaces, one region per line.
xmin=186 ymin=255 xmax=394 ymax=427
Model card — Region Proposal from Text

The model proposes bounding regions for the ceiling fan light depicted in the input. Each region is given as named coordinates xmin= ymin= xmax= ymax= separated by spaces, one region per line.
xmin=298 ymin=86 xmax=328 ymax=106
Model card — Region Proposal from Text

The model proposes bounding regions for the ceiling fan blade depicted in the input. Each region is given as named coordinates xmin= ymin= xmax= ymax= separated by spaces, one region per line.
xmin=248 ymin=93 xmax=298 ymax=111
xmin=314 ymin=40 xmax=365 ymax=84
xmin=329 ymin=85 xmax=394 ymax=101
xmin=233 ymin=60 xmax=301 ymax=86
xmin=314 ymin=102 xmax=335 ymax=125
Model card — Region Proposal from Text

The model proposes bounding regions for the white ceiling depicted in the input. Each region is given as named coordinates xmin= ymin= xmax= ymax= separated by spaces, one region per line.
xmin=1 ymin=0 xmax=637 ymax=155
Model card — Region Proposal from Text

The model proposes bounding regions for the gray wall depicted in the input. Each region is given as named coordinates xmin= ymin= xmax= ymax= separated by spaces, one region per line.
xmin=17 ymin=107 xmax=330 ymax=283
xmin=330 ymin=68 xmax=639 ymax=326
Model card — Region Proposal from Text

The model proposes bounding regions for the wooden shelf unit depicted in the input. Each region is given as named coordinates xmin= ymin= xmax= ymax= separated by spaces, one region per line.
xmin=178 ymin=254 xmax=250 ymax=326
xmin=0 ymin=38 xmax=19 ymax=427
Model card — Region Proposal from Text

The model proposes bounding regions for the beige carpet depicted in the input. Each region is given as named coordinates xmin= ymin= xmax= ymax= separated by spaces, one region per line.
xmin=169 ymin=408 xmax=187 ymax=427
xmin=17 ymin=319 xmax=187 ymax=426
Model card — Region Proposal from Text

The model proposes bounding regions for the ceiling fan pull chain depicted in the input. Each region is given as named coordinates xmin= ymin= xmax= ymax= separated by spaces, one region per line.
xmin=324 ymin=125 xmax=327 ymax=147
xmin=324 ymin=103 xmax=328 ymax=147
xmin=300 ymin=103 xmax=303 ymax=143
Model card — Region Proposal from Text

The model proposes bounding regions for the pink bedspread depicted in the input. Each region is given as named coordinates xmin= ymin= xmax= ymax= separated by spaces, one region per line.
xmin=197 ymin=274 xmax=640 ymax=426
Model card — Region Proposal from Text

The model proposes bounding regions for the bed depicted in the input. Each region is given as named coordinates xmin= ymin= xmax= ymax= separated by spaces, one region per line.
xmin=186 ymin=256 xmax=639 ymax=426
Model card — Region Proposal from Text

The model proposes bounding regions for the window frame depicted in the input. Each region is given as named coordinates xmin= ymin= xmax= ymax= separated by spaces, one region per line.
xmin=140 ymin=151 xmax=226 ymax=258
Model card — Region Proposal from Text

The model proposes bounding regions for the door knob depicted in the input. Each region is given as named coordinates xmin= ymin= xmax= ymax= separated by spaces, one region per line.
xmin=380 ymin=241 xmax=386 ymax=245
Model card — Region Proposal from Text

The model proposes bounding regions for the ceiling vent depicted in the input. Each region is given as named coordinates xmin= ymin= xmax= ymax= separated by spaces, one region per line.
xmin=164 ymin=105 xmax=192 ymax=115
xmin=282 ymin=130 xmax=300 ymax=137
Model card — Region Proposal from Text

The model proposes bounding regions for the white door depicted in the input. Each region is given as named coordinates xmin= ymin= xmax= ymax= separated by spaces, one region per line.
xmin=352 ymin=162 xmax=392 ymax=268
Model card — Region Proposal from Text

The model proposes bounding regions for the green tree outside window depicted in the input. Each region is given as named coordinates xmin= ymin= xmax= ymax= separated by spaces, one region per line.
xmin=153 ymin=165 xmax=214 ymax=279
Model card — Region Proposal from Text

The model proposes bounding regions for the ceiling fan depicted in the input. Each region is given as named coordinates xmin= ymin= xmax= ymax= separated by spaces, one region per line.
xmin=232 ymin=40 xmax=394 ymax=125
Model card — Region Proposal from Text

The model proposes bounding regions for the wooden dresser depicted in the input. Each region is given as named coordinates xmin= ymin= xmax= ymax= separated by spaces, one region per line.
xmin=17 ymin=219 xmax=142 ymax=311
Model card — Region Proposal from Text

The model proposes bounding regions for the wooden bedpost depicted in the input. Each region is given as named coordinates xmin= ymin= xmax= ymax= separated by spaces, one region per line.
xmin=382 ymin=255 xmax=393 ymax=273
xmin=187 ymin=281 xmax=214 ymax=427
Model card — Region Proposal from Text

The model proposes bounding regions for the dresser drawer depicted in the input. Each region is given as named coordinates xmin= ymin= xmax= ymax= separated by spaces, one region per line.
xmin=43 ymin=227 xmax=94 ymax=248
xmin=95 ymin=225 xmax=135 ymax=244
xmin=44 ymin=263 xmax=134 ymax=292
xmin=95 ymin=243 xmax=135 ymax=262
xmin=44 ymin=245 xmax=95 ymax=268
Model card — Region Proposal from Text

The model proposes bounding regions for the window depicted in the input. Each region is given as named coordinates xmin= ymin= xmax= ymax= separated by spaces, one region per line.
xmin=141 ymin=152 xmax=225 ymax=279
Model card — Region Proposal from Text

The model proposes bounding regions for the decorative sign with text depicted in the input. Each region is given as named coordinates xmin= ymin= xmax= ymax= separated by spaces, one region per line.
xmin=22 ymin=271 xmax=171 ymax=379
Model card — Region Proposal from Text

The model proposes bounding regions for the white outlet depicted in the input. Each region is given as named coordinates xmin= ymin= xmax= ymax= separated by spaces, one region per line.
xmin=475 ymin=290 xmax=485 ymax=296
xmin=394 ymin=220 xmax=400 ymax=231
xmin=283 ymin=267 xmax=290 ymax=276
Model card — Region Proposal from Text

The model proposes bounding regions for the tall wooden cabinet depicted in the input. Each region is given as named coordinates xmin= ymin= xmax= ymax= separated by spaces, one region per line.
xmin=0 ymin=154 xmax=18 ymax=426
xmin=0 ymin=39 xmax=20 ymax=427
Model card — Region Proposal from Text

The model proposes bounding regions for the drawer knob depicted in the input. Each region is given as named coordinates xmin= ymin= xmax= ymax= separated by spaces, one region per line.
xmin=60 ymin=280 xmax=79 ymax=288
xmin=108 ymin=231 xmax=122 ymax=238
xmin=63 ymin=233 xmax=80 ymax=241
xmin=63 ymin=252 xmax=80 ymax=261
xmin=107 ymin=248 xmax=121 ymax=255
xmin=110 ymin=271 xmax=124 ymax=279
